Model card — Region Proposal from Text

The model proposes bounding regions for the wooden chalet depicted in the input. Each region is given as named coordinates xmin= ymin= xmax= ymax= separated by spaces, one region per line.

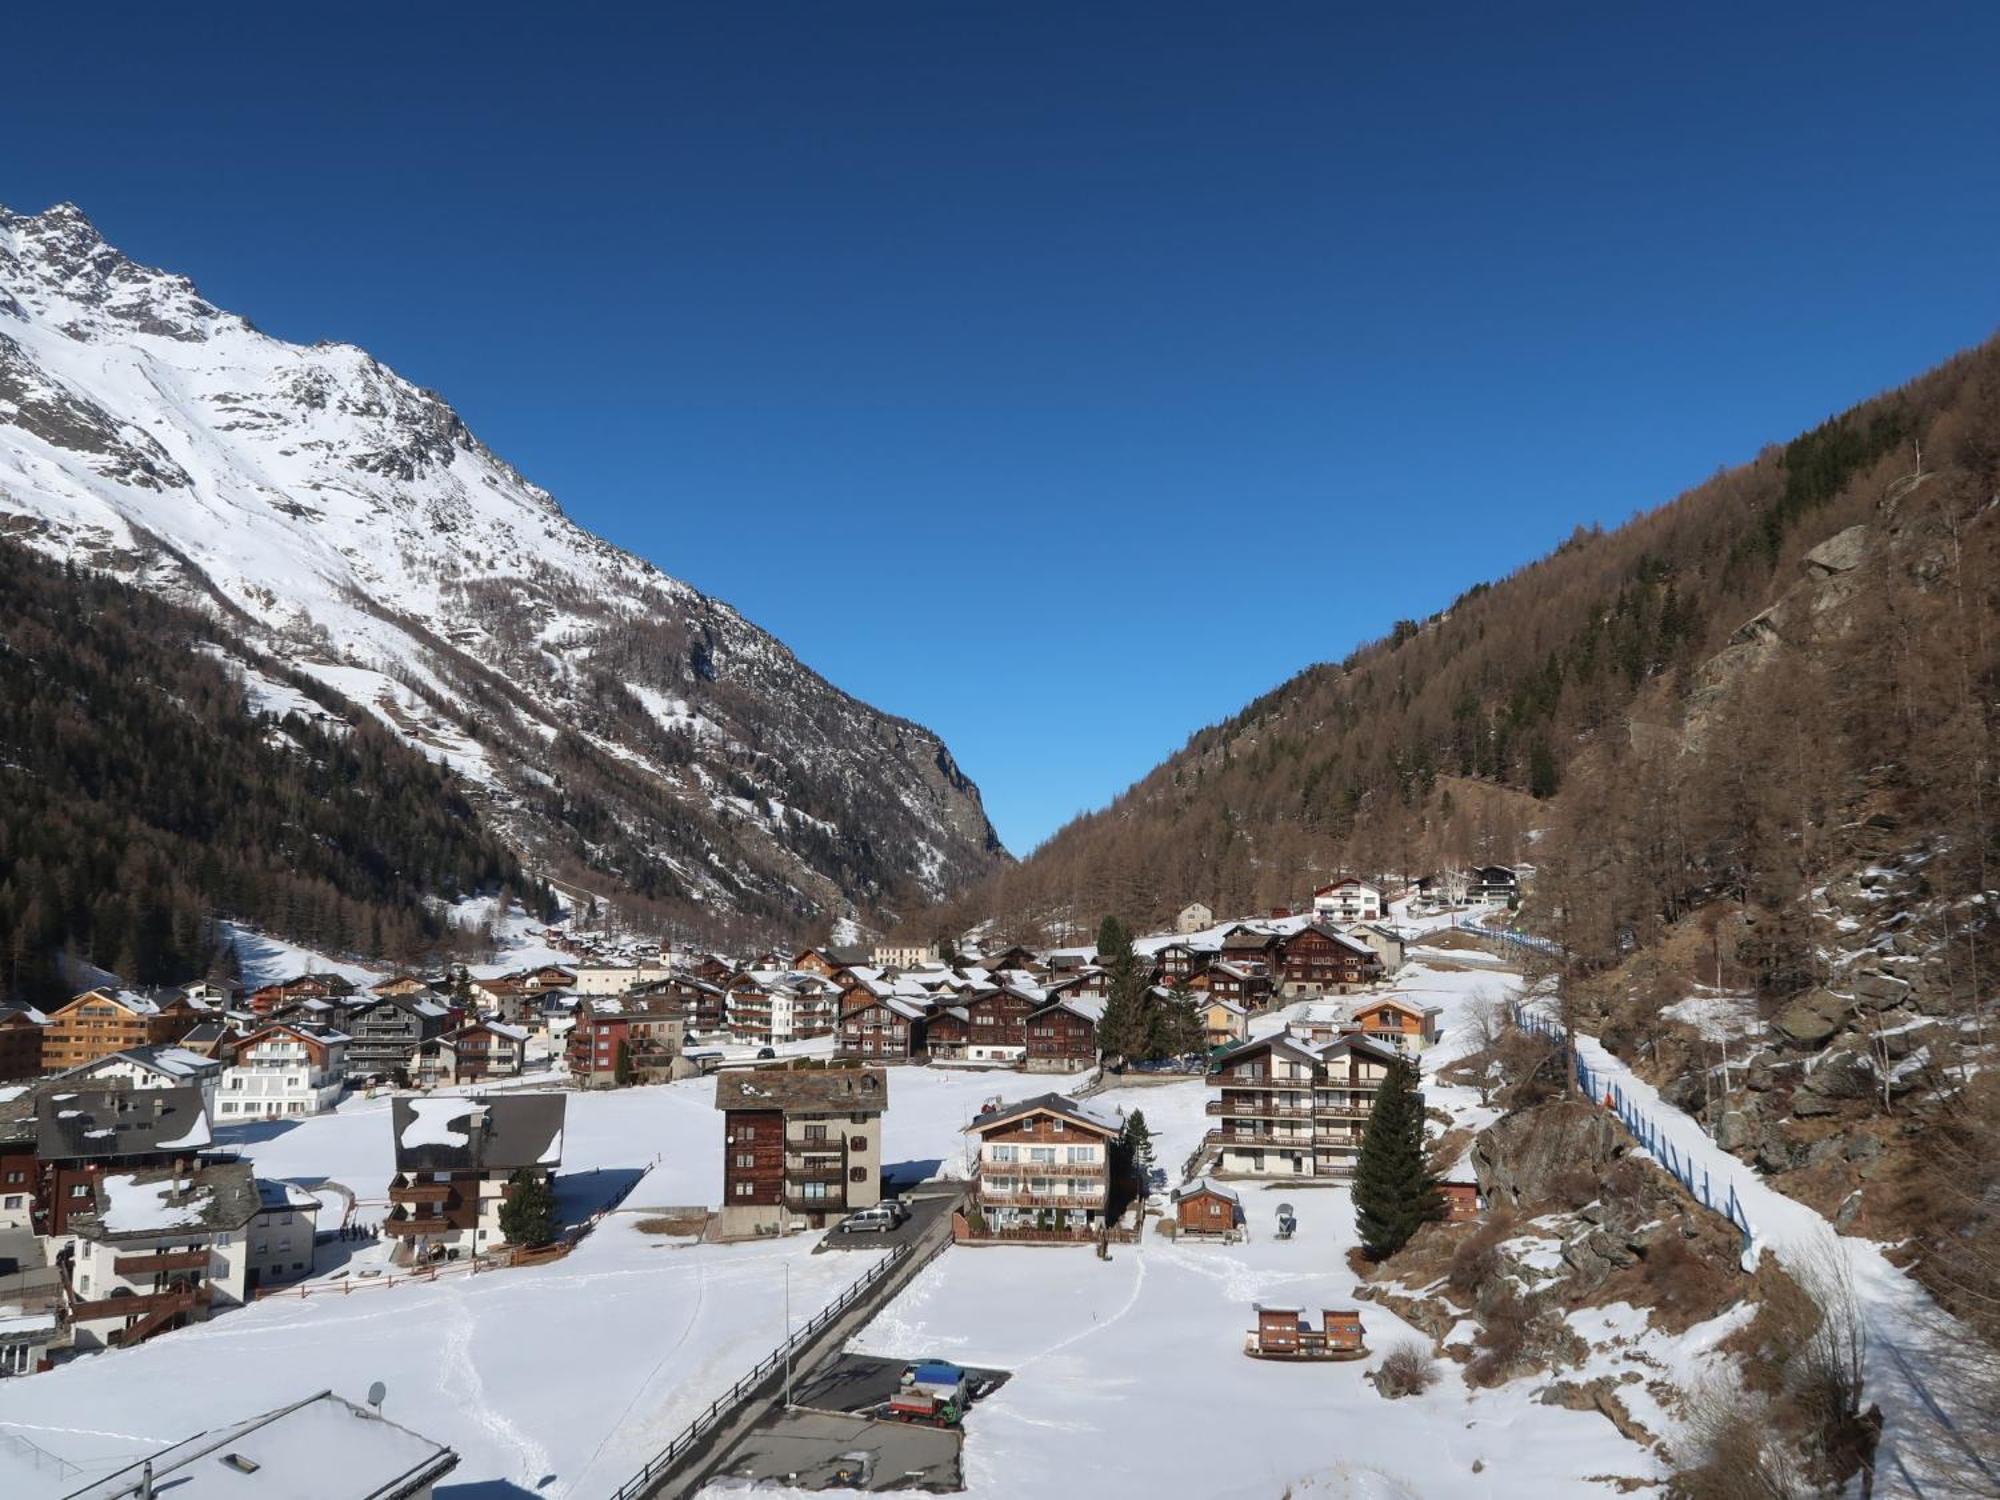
xmin=1245 ymin=1304 xmax=1367 ymax=1360
xmin=1348 ymin=995 xmax=1443 ymax=1053
xmin=385 ymin=1094 xmax=566 ymax=1260
xmin=1276 ymin=924 xmax=1383 ymax=997
xmin=0 ymin=1005 xmax=47 ymax=1081
xmin=1024 ymin=994 xmax=1103 ymax=1072
xmin=964 ymin=1093 xmax=1123 ymax=1241
xmin=835 ymin=993 xmax=930 ymax=1063
xmin=1171 ymin=1179 xmax=1243 ymax=1240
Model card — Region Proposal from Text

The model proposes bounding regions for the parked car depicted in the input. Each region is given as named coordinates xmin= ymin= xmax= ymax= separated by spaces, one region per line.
xmin=835 ymin=1204 xmax=902 ymax=1234
xmin=756 ymin=1046 xmax=777 ymax=1059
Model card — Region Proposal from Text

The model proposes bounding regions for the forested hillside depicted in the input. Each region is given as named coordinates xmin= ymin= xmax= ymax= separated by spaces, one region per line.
xmin=934 ymin=333 xmax=2000 ymax=950
xmin=0 ymin=536 xmax=549 ymax=1005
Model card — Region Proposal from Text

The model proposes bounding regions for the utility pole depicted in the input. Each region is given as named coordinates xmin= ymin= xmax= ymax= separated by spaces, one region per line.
xmin=782 ymin=1260 xmax=793 ymax=1408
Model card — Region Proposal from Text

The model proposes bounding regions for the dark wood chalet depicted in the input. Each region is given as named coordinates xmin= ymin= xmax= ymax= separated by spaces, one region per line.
xmin=1024 ymin=996 xmax=1103 ymax=1073
xmin=1276 ymin=924 xmax=1383 ymax=996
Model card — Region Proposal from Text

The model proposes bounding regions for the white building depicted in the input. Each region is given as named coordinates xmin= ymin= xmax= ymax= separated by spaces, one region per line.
xmin=870 ymin=942 xmax=939 ymax=970
xmin=246 ymin=1180 xmax=320 ymax=1290
xmin=1175 ymin=902 xmax=1215 ymax=935
xmin=1311 ymin=878 xmax=1384 ymax=924
xmin=218 ymin=1023 xmax=349 ymax=1120
xmin=573 ymin=963 xmax=672 ymax=996
xmin=58 ymin=1046 xmax=225 ymax=1120
xmin=64 ymin=1161 xmax=260 ymax=1351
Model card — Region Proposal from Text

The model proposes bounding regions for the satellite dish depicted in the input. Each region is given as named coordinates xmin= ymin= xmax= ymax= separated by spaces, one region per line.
xmin=366 ymin=1381 xmax=387 ymax=1410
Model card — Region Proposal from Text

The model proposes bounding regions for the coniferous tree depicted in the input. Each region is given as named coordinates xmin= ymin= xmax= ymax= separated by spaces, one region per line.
xmin=614 ymin=1038 xmax=635 ymax=1087
xmin=497 ymin=1168 xmax=557 ymax=1248
xmin=1121 ymin=1109 xmax=1156 ymax=1179
xmin=1095 ymin=915 xmax=1151 ymax=1061
xmin=1353 ymin=1056 xmax=1443 ymax=1260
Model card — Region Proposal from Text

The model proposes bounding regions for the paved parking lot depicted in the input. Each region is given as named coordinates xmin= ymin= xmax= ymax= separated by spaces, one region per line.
xmin=708 ymin=1408 xmax=962 ymax=1493
xmin=816 ymin=1183 xmax=961 ymax=1252
xmin=791 ymin=1354 xmax=1011 ymax=1416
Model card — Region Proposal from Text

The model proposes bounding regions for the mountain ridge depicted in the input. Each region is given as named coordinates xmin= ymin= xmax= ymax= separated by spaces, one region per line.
xmin=0 ymin=200 xmax=1003 ymax=945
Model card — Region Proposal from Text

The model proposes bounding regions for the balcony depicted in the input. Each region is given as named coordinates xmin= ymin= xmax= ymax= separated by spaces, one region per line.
xmin=1312 ymin=1158 xmax=1357 ymax=1177
xmin=390 ymin=1181 xmax=456 ymax=1205
xmin=113 ymin=1248 xmax=210 ymax=1276
xmin=979 ymin=1159 xmax=1104 ymax=1177
xmin=1206 ymin=1099 xmax=1312 ymax=1119
xmin=785 ymin=1164 xmax=851 ymax=1185
xmin=1312 ymin=1104 xmax=1374 ymax=1121
xmin=72 ymin=1283 xmax=209 ymax=1322
xmin=1213 ymin=1129 xmax=1315 ymax=1150
xmin=782 ymin=1197 xmax=847 ymax=1216
xmin=979 ymin=1189 xmax=1105 ymax=1209
xmin=382 ymin=1212 xmax=458 ymax=1238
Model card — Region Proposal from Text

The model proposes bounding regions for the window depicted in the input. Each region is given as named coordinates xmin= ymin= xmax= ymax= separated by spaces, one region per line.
xmin=849 ymin=1166 xmax=867 ymax=1183
xmin=734 ymin=1182 xmax=754 ymax=1198
xmin=849 ymin=1136 xmax=867 ymax=1151
xmin=70 ymin=1183 xmax=91 ymax=1199
xmin=2 ymin=1195 xmax=19 ymax=1210
xmin=1068 ymin=1146 xmax=1093 ymax=1163
xmin=991 ymin=1145 xmax=1016 ymax=1163
xmin=734 ymin=1153 xmax=755 ymax=1169
xmin=802 ymin=1123 xmax=828 ymax=1142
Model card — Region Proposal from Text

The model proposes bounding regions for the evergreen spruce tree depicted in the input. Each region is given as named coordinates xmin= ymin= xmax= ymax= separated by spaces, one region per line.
xmin=1148 ymin=980 xmax=1207 ymax=1060
xmin=614 ymin=1037 xmax=635 ymax=1087
xmin=1121 ymin=1109 xmax=1156 ymax=1179
xmin=1352 ymin=1056 xmax=1444 ymax=1260
xmin=497 ymin=1168 xmax=557 ymax=1248
xmin=1095 ymin=915 xmax=1151 ymax=1062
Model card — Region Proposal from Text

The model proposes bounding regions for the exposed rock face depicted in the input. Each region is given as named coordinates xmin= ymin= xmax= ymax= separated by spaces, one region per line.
xmin=0 ymin=202 xmax=1006 ymax=930
xmin=1472 ymin=1101 xmax=1622 ymax=1212
xmin=1802 ymin=524 xmax=1870 ymax=578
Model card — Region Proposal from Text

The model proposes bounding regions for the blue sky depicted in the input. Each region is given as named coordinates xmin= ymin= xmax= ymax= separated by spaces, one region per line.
xmin=6 ymin=4 xmax=1999 ymax=852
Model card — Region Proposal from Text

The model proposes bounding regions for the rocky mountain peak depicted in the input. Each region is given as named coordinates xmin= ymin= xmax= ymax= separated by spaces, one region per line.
xmin=0 ymin=203 xmax=1004 ymax=938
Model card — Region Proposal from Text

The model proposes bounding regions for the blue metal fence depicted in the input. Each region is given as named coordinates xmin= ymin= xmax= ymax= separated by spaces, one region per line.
xmin=1510 ymin=1003 xmax=1753 ymax=1258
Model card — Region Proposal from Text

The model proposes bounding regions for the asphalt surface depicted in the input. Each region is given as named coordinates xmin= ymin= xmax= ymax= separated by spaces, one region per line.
xmin=816 ymin=1183 xmax=961 ymax=1253
xmin=791 ymin=1354 xmax=1012 ymax=1416
xmin=707 ymin=1408 xmax=962 ymax=1493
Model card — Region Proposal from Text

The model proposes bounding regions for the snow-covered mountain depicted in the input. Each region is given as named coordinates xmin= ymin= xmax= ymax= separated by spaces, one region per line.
xmin=0 ymin=201 xmax=1002 ymax=933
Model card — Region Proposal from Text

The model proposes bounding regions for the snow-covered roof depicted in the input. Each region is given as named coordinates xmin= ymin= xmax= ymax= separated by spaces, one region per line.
xmin=64 ymin=1389 xmax=458 ymax=1499
xmin=966 ymin=1092 xmax=1123 ymax=1137
xmin=390 ymin=1094 xmax=565 ymax=1173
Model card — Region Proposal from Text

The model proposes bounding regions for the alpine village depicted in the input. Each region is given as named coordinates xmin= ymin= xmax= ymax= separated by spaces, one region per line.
xmin=3 ymin=29 xmax=2000 ymax=1500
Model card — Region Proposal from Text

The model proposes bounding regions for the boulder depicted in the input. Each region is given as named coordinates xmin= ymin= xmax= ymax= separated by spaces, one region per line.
xmin=1844 ymin=1131 xmax=1882 ymax=1164
xmin=1714 ymin=1109 xmax=1757 ymax=1153
xmin=1777 ymin=990 xmax=1846 ymax=1046
xmin=1803 ymin=525 xmax=1870 ymax=578
xmin=1850 ymin=972 xmax=1912 ymax=1010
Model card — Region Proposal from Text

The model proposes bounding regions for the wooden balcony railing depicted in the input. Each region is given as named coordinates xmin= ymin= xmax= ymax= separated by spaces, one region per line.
xmin=1206 ymin=1099 xmax=1313 ymax=1119
xmin=72 ymin=1283 xmax=208 ymax=1322
xmin=978 ymin=1190 xmax=1106 ymax=1210
xmin=113 ymin=1248 xmax=210 ymax=1276
xmin=389 ymin=1181 xmax=455 ymax=1205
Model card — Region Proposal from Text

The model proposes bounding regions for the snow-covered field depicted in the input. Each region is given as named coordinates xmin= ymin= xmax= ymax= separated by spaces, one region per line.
xmin=770 ymin=950 xmax=1682 ymax=1500
xmin=0 ymin=1065 xmax=1084 ymax=1499
xmin=840 ymin=1224 xmax=1659 ymax=1500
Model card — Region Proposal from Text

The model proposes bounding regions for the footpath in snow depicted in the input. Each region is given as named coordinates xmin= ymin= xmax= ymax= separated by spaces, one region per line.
xmin=1548 ymin=1018 xmax=1998 ymax=1497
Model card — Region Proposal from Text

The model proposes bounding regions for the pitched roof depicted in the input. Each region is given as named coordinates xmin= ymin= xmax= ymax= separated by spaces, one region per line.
xmin=389 ymin=1094 xmax=565 ymax=1173
xmin=1172 ymin=1178 xmax=1240 ymax=1204
xmin=71 ymin=1160 xmax=261 ymax=1242
xmin=60 ymin=1043 xmax=224 ymax=1083
xmin=965 ymin=1092 xmax=1122 ymax=1137
xmin=36 ymin=1085 xmax=212 ymax=1160
xmin=712 ymin=1067 xmax=889 ymax=1114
